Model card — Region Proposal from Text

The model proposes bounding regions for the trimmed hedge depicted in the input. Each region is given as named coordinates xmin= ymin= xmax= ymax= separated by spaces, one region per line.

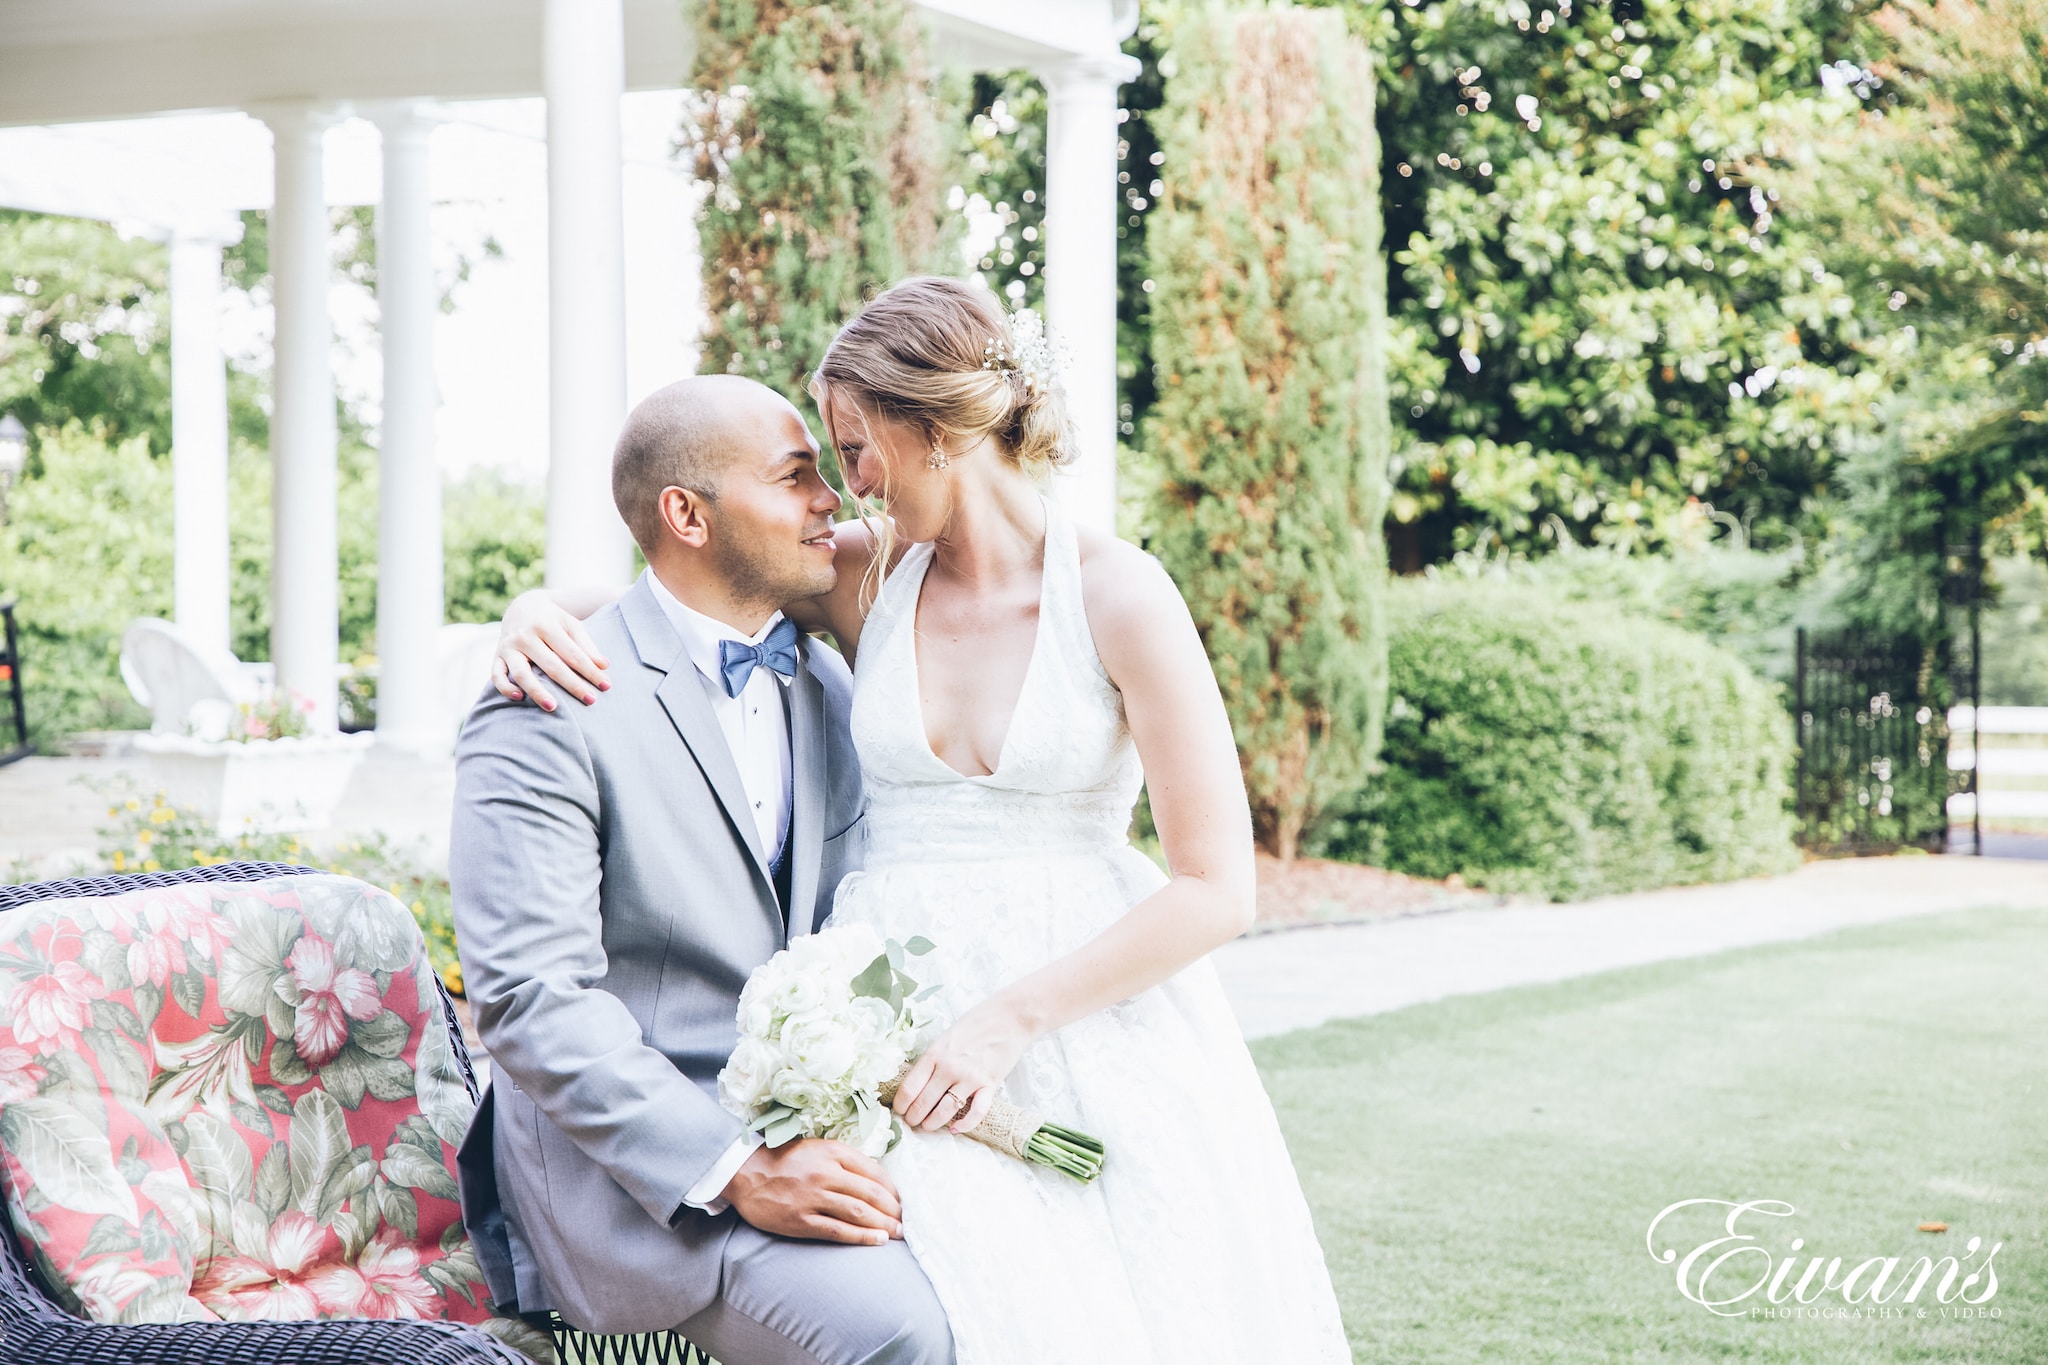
xmin=1315 ymin=577 xmax=1800 ymax=900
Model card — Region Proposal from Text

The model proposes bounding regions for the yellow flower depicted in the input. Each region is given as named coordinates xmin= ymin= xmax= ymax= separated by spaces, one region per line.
xmin=149 ymin=807 xmax=174 ymax=825
xmin=136 ymin=829 xmax=153 ymax=846
xmin=388 ymin=883 xmax=403 ymax=897
xmin=441 ymin=961 xmax=464 ymax=995
xmin=106 ymin=805 xmax=119 ymax=818
xmin=111 ymin=850 xmax=127 ymax=871
xmin=411 ymin=900 xmax=426 ymax=916
xmin=124 ymin=799 xmax=140 ymax=812
xmin=142 ymin=859 xmax=161 ymax=872
xmin=194 ymin=849 xmax=213 ymax=866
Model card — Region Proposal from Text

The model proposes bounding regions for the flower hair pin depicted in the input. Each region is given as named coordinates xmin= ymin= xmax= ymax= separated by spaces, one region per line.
xmin=981 ymin=308 xmax=1066 ymax=397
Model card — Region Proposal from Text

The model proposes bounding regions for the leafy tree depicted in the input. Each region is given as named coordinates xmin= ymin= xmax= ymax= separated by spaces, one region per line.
xmin=1145 ymin=6 xmax=1392 ymax=860
xmin=684 ymin=0 xmax=960 ymax=461
xmin=957 ymin=75 xmax=1048 ymax=312
xmin=1786 ymin=0 xmax=2048 ymax=630
xmin=1337 ymin=0 xmax=1894 ymax=565
xmin=0 ymin=212 xmax=171 ymax=459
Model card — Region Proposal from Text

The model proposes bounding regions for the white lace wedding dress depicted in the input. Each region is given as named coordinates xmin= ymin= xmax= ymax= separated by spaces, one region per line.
xmin=827 ymin=496 xmax=1351 ymax=1364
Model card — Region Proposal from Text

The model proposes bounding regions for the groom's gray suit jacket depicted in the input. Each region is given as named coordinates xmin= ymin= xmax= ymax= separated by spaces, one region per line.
xmin=450 ymin=574 xmax=867 ymax=1335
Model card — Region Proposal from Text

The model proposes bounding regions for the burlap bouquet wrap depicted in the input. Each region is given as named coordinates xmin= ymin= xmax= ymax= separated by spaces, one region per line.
xmin=877 ymin=1064 xmax=1042 ymax=1162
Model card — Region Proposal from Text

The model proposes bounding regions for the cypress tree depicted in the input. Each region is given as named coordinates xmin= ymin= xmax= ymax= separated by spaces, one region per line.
xmin=1144 ymin=6 xmax=1391 ymax=860
xmin=684 ymin=0 xmax=956 ymax=444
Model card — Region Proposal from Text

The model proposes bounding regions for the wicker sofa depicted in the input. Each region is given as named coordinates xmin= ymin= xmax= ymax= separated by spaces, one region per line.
xmin=0 ymin=861 xmax=710 ymax=1365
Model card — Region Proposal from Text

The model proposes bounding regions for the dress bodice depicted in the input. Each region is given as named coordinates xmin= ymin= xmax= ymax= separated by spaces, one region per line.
xmin=849 ymin=495 xmax=1142 ymax=866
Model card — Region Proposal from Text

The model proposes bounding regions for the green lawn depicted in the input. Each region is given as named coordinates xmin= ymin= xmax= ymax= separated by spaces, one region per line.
xmin=1259 ymin=905 xmax=2048 ymax=1363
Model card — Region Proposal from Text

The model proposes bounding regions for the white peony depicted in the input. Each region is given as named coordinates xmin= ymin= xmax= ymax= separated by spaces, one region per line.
xmin=783 ymin=1008 xmax=860 ymax=1084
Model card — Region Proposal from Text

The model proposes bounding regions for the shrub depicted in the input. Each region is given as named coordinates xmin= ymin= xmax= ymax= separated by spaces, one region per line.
xmin=0 ymin=423 xmax=167 ymax=744
xmin=442 ymin=469 xmax=546 ymax=624
xmin=1143 ymin=7 xmax=1392 ymax=860
xmin=0 ymin=417 xmax=544 ymax=748
xmin=1315 ymin=576 xmax=1800 ymax=899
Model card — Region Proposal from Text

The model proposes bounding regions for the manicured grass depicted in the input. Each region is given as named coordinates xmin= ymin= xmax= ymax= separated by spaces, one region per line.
xmin=1258 ymin=905 xmax=2048 ymax=1363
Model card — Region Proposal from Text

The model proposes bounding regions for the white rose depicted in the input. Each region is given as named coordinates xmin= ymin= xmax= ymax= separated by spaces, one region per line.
xmin=770 ymin=1067 xmax=828 ymax=1113
xmin=774 ymin=973 xmax=828 ymax=1017
xmin=717 ymin=1035 xmax=777 ymax=1114
xmin=738 ymin=992 xmax=774 ymax=1038
xmin=848 ymin=996 xmax=895 ymax=1043
xmin=852 ymin=1042 xmax=907 ymax=1090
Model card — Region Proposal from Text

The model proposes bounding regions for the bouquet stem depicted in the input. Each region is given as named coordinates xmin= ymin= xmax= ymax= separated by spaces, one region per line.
xmin=879 ymin=1070 xmax=1106 ymax=1184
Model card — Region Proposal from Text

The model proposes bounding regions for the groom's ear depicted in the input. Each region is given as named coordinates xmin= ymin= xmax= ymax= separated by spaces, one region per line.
xmin=657 ymin=485 xmax=713 ymax=550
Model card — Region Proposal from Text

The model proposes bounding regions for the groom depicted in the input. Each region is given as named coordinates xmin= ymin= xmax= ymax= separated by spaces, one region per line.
xmin=450 ymin=376 xmax=955 ymax=1364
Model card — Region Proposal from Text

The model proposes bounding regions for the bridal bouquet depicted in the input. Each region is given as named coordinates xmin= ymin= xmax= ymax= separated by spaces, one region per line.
xmin=717 ymin=924 xmax=1106 ymax=1182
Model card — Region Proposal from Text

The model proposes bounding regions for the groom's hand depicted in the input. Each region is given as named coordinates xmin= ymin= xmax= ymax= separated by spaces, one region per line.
xmin=723 ymin=1139 xmax=904 ymax=1246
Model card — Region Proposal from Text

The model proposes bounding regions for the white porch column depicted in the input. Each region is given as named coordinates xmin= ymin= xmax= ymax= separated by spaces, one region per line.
xmin=543 ymin=0 xmax=634 ymax=587
xmin=1039 ymin=53 xmax=1140 ymax=537
xmin=259 ymin=104 xmax=342 ymax=730
xmin=168 ymin=220 xmax=240 ymax=659
xmin=370 ymin=103 xmax=446 ymax=752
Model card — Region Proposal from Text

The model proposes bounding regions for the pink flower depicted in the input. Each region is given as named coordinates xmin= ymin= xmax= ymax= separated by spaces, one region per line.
xmin=125 ymin=912 xmax=191 ymax=990
xmin=0 ymin=1045 xmax=45 ymax=1103
xmin=155 ymin=895 xmax=236 ymax=967
xmin=307 ymin=1230 xmax=441 ymax=1319
xmin=192 ymin=1211 xmax=337 ymax=1320
xmin=12 ymin=960 xmax=106 ymax=1054
xmin=286 ymin=933 xmax=382 ymax=1067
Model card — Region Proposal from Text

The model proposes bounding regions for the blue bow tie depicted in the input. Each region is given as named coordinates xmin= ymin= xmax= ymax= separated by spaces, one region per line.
xmin=717 ymin=618 xmax=800 ymax=697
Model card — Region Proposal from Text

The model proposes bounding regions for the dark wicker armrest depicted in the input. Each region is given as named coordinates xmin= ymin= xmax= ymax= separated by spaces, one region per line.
xmin=0 ymin=1302 xmax=531 ymax=1365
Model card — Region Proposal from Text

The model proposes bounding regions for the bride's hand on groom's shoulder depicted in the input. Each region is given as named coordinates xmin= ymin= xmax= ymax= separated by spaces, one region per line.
xmin=722 ymin=1139 xmax=905 ymax=1246
xmin=493 ymin=588 xmax=613 ymax=710
xmin=893 ymin=999 xmax=1035 ymax=1137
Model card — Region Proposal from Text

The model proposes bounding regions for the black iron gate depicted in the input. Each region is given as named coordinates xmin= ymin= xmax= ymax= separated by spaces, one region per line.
xmin=1793 ymin=627 xmax=1978 ymax=853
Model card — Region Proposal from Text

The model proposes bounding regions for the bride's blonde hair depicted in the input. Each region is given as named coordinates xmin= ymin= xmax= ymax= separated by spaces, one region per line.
xmin=808 ymin=276 xmax=1077 ymax=607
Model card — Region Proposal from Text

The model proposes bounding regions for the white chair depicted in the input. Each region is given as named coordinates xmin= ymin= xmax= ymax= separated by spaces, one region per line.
xmin=118 ymin=619 xmax=272 ymax=735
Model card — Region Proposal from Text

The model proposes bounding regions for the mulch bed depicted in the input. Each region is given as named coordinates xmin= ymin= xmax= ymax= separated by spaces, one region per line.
xmin=1251 ymin=854 xmax=1497 ymax=934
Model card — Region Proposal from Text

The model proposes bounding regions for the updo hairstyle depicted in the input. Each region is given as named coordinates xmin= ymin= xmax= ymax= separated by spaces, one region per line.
xmin=808 ymin=276 xmax=1075 ymax=475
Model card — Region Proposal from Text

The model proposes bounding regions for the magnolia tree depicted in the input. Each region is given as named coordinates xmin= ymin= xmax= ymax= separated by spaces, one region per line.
xmin=1144 ymin=8 xmax=1392 ymax=861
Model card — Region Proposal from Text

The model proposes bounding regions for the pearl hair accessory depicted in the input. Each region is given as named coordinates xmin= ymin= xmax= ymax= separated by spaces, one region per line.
xmin=980 ymin=308 xmax=1065 ymax=399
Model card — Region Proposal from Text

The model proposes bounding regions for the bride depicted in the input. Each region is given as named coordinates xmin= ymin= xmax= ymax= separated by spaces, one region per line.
xmin=492 ymin=276 xmax=1349 ymax=1363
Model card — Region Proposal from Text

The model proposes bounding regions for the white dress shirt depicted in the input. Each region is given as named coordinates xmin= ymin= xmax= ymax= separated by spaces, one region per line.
xmin=646 ymin=572 xmax=792 ymax=1214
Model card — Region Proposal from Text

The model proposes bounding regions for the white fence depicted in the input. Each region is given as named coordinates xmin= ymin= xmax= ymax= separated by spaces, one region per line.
xmin=1947 ymin=706 xmax=2048 ymax=820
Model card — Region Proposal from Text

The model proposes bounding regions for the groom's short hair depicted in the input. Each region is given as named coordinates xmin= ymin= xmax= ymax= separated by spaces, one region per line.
xmin=611 ymin=375 xmax=768 ymax=552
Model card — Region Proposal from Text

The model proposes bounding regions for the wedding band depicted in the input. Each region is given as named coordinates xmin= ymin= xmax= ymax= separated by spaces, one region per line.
xmin=939 ymin=1087 xmax=965 ymax=1108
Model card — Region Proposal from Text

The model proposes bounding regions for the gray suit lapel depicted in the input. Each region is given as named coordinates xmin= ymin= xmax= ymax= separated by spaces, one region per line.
xmin=620 ymin=577 xmax=777 ymax=900
xmin=785 ymin=643 xmax=828 ymax=939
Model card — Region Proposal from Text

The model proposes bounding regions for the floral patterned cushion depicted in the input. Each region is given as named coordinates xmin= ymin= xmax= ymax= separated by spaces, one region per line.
xmin=0 ymin=873 xmax=543 ymax=1355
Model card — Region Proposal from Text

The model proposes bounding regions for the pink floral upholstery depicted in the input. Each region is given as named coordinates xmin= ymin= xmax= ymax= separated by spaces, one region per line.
xmin=0 ymin=873 xmax=543 ymax=1355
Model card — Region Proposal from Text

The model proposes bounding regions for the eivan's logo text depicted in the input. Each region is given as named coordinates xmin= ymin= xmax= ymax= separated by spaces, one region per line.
xmin=1646 ymin=1199 xmax=2002 ymax=1318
